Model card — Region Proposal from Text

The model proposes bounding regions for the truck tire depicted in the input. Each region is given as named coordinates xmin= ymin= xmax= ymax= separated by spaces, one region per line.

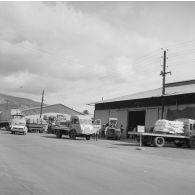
xmin=154 ymin=137 xmax=165 ymax=147
xmin=86 ymin=135 xmax=90 ymax=140
xmin=56 ymin=130 xmax=62 ymax=138
xmin=69 ymin=130 xmax=76 ymax=140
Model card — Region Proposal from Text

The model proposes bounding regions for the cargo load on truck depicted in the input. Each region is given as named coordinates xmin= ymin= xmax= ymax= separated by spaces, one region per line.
xmin=26 ymin=117 xmax=48 ymax=133
xmin=154 ymin=119 xmax=184 ymax=134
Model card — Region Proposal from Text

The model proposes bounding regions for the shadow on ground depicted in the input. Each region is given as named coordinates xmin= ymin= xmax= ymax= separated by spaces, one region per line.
xmin=41 ymin=134 xmax=86 ymax=141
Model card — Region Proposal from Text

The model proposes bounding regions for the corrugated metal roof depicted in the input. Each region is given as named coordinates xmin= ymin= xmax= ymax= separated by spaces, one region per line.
xmin=93 ymin=80 xmax=195 ymax=104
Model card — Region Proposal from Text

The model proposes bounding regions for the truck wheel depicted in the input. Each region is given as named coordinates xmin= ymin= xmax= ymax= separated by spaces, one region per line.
xmin=69 ymin=130 xmax=76 ymax=140
xmin=154 ymin=137 xmax=165 ymax=147
xmin=86 ymin=135 xmax=90 ymax=140
xmin=56 ymin=130 xmax=62 ymax=138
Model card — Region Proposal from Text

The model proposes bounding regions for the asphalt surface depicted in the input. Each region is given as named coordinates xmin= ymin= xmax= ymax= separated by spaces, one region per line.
xmin=0 ymin=130 xmax=195 ymax=195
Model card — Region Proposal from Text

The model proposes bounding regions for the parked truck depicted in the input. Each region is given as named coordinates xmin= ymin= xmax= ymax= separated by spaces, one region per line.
xmin=0 ymin=109 xmax=27 ymax=135
xmin=104 ymin=118 xmax=122 ymax=140
xmin=26 ymin=118 xmax=48 ymax=133
xmin=128 ymin=118 xmax=195 ymax=148
xmin=51 ymin=115 xmax=94 ymax=140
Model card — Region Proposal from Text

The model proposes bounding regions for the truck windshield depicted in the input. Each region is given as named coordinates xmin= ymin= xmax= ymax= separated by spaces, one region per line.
xmin=79 ymin=119 xmax=92 ymax=125
xmin=13 ymin=121 xmax=26 ymax=125
xmin=109 ymin=120 xmax=118 ymax=128
xmin=12 ymin=115 xmax=24 ymax=119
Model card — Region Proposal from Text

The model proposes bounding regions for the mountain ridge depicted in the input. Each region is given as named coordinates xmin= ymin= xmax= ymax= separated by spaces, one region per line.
xmin=0 ymin=93 xmax=43 ymax=111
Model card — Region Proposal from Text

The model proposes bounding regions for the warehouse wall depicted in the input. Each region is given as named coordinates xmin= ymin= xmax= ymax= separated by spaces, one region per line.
xmin=166 ymin=104 xmax=195 ymax=120
xmin=94 ymin=110 xmax=110 ymax=126
xmin=145 ymin=108 xmax=159 ymax=132
xmin=95 ymin=103 xmax=195 ymax=138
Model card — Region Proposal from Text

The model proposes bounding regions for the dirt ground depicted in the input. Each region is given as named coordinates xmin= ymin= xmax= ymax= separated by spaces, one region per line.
xmin=0 ymin=130 xmax=195 ymax=195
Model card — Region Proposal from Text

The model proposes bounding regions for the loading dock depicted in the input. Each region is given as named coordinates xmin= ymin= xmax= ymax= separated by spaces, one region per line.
xmin=128 ymin=110 xmax=145 ymax=132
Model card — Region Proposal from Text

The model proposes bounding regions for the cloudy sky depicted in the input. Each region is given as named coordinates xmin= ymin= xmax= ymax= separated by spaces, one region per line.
xmin=0 ymin=1 xmax=195 ymax=113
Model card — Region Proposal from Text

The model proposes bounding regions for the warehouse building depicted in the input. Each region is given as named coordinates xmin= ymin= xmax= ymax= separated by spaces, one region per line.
xmin=22 ymin=103 xmax=83 ymax=120
xmin=93 ymin=80 xmax=195 ymax=138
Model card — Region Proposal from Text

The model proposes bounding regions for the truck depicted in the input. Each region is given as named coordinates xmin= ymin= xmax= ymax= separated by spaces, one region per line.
xmin=51 ymin=115 xmax=94 ymax=140
xmin=128 ymin=118 xmax=195 ymax=148
xmin=26 ymin=118 xmax=48 ymax=133
xmin=0 ymin=109 xmax=27 ymax=135
xmin=104 ymin=118 xmax=122 ymax=140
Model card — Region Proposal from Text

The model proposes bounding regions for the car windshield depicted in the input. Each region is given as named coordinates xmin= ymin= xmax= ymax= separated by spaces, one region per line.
xmin=80 ymin=119 xmax=92 ymax=125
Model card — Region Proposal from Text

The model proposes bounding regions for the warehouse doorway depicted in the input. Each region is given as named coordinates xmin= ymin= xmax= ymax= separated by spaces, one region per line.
xmin=128 ymin=110 xmax=146 ymax=132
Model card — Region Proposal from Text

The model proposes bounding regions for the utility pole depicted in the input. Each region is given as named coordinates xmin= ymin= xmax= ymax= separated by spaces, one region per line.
xmin=40 ymin=90 xmax=44 ymax=118
xmin=160 ymin=49 xmax=171 ymax=119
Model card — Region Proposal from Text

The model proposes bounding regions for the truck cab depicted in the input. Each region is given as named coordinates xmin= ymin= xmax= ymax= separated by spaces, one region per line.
xmin=69 ymin=115 xmax=93 ymax=140
xmin=10 ymin=114 xmax=27 ymax=135
xmin=105 ymin=118 xmax=121 ymax=140
xmin=176 ymin=118 xmax=195 ymax=136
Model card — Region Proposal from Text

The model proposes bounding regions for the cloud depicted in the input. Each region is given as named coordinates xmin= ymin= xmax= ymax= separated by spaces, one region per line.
xmin=0 ymin=2 xmax=170 ymax=112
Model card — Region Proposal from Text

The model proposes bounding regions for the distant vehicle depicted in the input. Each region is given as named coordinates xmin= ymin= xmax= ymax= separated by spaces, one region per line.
xmin=105 ymin=118 xmax=121 ymax=140
xmin=10 ymin=114 xmax=27 ymax=135
xmin=26 ymin=118 xmax=48 ymax=133
xmin=0 ymin=109 xmax=27 ymax=135
xmin=128 ymin=118 xmax=195 ymax=148
xmin=52 ymin=115 xmax=94 ymax=140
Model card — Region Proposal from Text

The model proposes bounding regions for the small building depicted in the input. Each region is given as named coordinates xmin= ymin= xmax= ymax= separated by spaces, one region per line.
xmin=22 ymin=103 xmax=83 ymax=120
xmin=93 ymin=79 xmax=195 ymax=138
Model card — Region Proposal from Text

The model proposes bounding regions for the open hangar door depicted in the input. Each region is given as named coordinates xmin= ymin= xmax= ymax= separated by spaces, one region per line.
xmin=127 ymin=110 xmax=146 ymax=133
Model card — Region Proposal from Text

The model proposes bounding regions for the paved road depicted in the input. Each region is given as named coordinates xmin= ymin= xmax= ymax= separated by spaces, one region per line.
xmin=0 ymin=131 xmax=195 ymax=195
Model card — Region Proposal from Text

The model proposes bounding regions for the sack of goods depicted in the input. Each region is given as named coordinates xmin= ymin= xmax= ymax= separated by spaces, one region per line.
xmin=154 ymin=119 xmax=184 ymax=134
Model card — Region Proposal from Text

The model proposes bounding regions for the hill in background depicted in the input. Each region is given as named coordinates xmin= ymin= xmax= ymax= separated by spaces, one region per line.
xmin=0 ymin=93 xmax=43 ymax=111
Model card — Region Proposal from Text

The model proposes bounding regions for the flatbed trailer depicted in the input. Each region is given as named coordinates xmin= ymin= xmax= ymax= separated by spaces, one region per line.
xmin=128 ymin=132 xmax=195 ymax=148
xmin=51 ymin=125 xmax=70 ymax=137
xmin=27 ymin=123 xmax=47 ymax=133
